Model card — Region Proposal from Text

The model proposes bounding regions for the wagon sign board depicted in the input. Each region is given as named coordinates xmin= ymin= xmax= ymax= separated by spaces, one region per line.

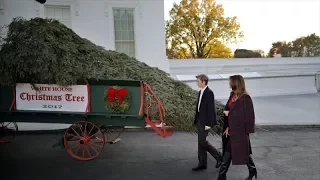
xmin=15 ymin=83 xmax=89 ymax=112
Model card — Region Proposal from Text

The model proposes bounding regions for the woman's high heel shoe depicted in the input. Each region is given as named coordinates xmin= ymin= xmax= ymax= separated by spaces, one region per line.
xmin=245 ymin=155 xmax=257 ymax=180
xmin=245 ymin=168 xmax=257 ymax=180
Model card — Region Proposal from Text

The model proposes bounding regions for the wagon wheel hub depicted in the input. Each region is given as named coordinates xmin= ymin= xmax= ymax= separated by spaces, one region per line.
xmin=79 ymin=140 xmax=85 ymax=144
xmin=80 ymin=136 xmax=91 ymax=144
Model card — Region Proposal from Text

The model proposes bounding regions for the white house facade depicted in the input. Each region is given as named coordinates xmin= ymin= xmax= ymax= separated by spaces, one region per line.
xmin=0 ymin=0 xmax=170 ymax=72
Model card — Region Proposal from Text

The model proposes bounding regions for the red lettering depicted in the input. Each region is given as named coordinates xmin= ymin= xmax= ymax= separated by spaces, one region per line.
xmin=20 ymin=93 xmax=26 ymax=100
xmin=29 ymin=85 xmax=73 ymax=92
xmin=65 ymin=94 xmax=85 ymax=102
xmin=18 ymin=92 xmax=62 ymax=102
xmin=65 ymin=94 xmax=72 ymax=101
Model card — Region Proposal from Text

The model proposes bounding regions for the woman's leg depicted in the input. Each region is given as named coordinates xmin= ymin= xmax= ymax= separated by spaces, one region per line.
xmin=245 ymin=137 xmax=257 ymax=180
xmin=217 ymin=137 xmax=232 ymax=180
xmin=245 ymin=155 xmax=257 ymax=180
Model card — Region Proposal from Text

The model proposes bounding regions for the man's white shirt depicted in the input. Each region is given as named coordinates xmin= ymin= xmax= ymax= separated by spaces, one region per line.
xmin=198 ymin=86 xmax=211 ymax=130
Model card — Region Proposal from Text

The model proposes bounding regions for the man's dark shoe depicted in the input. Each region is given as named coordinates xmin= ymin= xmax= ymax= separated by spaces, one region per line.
xmin=192 ymin=165 xmax=207 ymax=171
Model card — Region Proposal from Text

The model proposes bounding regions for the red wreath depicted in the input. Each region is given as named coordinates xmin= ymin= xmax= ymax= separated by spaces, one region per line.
xmin=106 ymin=87 xmax=127 ymax=104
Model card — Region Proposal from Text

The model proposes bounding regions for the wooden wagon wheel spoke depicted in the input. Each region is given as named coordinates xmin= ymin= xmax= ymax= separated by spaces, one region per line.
xmin=0 ymin=122 xmax=12 ymax=129
xmin=87 ymin=125 xmax=95 ymax=137
xmin=66 ymin=132 xmax=79 ymax=138
xmin=82 ymin=146 xmax=85 ymax=158
xmin=88 ymin=143 xmax=99 ymax=154
xmin=0 ymin=122 xmax=6 ymax=128
xmin=70 ymin=127 xmax=82 ymax=138
xmin=85 ymin=145 xmax=92 ymax=158
xmin=104 ymin=126 xmax=124 ymax=143
xmin=76 ymin=143 xmax=100 ymax=159
xmin=70 ymin=141 xmax=81 ymax=150
xmin=1 ymin=122 xmax=9 ymax=128
xmin=3 ymin=122 xmax=12 ymax=128
xmin=65 ymin=133 xmax=80 ymax=142
xmin=89 ymin=129 xmax=100 ymax=139
xmin=76 ymin=123 xmax=85 ymax=137
xmin=89 ymin=142 xmax=103 ymax=148
xmin=76 ymin=145 xmax=82 ymax=155
xmin=83 ymin=121 xmax=88 ymax=135
xmin=64 ymin=121 xmax=105 ymax=161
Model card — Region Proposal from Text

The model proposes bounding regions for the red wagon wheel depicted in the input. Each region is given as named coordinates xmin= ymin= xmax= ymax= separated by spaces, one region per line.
xmin=0 ymin=121 xmax=18 ymax=143
xmin=100 ymin=126 xmax=124 ymax=143
xmin=64 ymin=121 xmax=105 ymax=161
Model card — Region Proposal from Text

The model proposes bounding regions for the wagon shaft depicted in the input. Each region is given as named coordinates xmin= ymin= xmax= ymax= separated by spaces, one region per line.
xmin=0 ymin=79 xmax=174 ymax=160
xmin=143 ymin=83 xmax=174 ymax=138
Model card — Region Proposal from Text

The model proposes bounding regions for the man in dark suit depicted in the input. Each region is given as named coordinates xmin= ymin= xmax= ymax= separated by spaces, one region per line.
xmin=192 ymin=74 xmax=222 ymax=171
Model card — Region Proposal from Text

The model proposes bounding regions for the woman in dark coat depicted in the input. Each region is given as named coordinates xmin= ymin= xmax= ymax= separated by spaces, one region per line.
xmin=217 ymin=75 xmax=257 ymax=180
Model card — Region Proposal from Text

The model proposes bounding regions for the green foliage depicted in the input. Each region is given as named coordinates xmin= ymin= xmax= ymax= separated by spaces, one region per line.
xmin=104 ymin=86 xmax=131 ymax=114
xmin=234 ymin=49 xmax=262 ymax=58
xmin=268 ymin=33 xmax=320 ymax=57
xmin=0 ymin=17 xmax=225 ymax=135
xmin=166 ymin=0 xmax=243 ymax=59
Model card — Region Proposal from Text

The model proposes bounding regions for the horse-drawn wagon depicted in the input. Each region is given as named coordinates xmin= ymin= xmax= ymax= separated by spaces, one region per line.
xmin=0 ymin=79 xmax=174 ymax=160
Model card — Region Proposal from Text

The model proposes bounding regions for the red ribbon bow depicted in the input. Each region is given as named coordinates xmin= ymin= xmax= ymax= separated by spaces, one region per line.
xmin=106 ymin=87 xmax=127 ymax=104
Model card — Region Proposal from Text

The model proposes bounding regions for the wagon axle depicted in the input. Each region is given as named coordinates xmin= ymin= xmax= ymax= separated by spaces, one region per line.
xmin=79 ymin=137 xmax=90 ymax=145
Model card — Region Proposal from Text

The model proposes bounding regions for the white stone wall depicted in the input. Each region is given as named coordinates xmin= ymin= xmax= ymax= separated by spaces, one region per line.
xmin=181 ymin=75 xmax=318 ymax=99
xmin=171 ymin=57 xmax=320 ymax=98
xmin=1 ymin=0 xmax=169 ymax=72
xmin=169 ymin=57 xmax=320 ymax=75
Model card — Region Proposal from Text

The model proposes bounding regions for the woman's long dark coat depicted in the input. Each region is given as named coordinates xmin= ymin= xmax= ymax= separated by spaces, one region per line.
xmin=222 ymin=92 xmax=255 ymax=165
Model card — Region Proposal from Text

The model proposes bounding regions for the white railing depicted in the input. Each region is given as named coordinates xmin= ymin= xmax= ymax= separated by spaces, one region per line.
xmin=316 ymin=73 xmax=320 ymax=92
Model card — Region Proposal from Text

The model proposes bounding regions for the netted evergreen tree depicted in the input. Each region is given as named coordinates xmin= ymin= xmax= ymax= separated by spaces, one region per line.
xmin=0 ymin=17 xmax=224 ymax=135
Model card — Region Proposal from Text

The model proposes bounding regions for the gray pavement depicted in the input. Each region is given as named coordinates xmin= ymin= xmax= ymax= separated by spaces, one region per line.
xmin=1 ymin=128 xmax=320 ymax=180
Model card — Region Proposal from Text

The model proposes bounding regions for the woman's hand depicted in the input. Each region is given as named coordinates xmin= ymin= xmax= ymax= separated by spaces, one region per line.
xmin=223 ymin=127 xmax=230 ymax=137
xmin=223 ymin=111 xmax=229 ymax=116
